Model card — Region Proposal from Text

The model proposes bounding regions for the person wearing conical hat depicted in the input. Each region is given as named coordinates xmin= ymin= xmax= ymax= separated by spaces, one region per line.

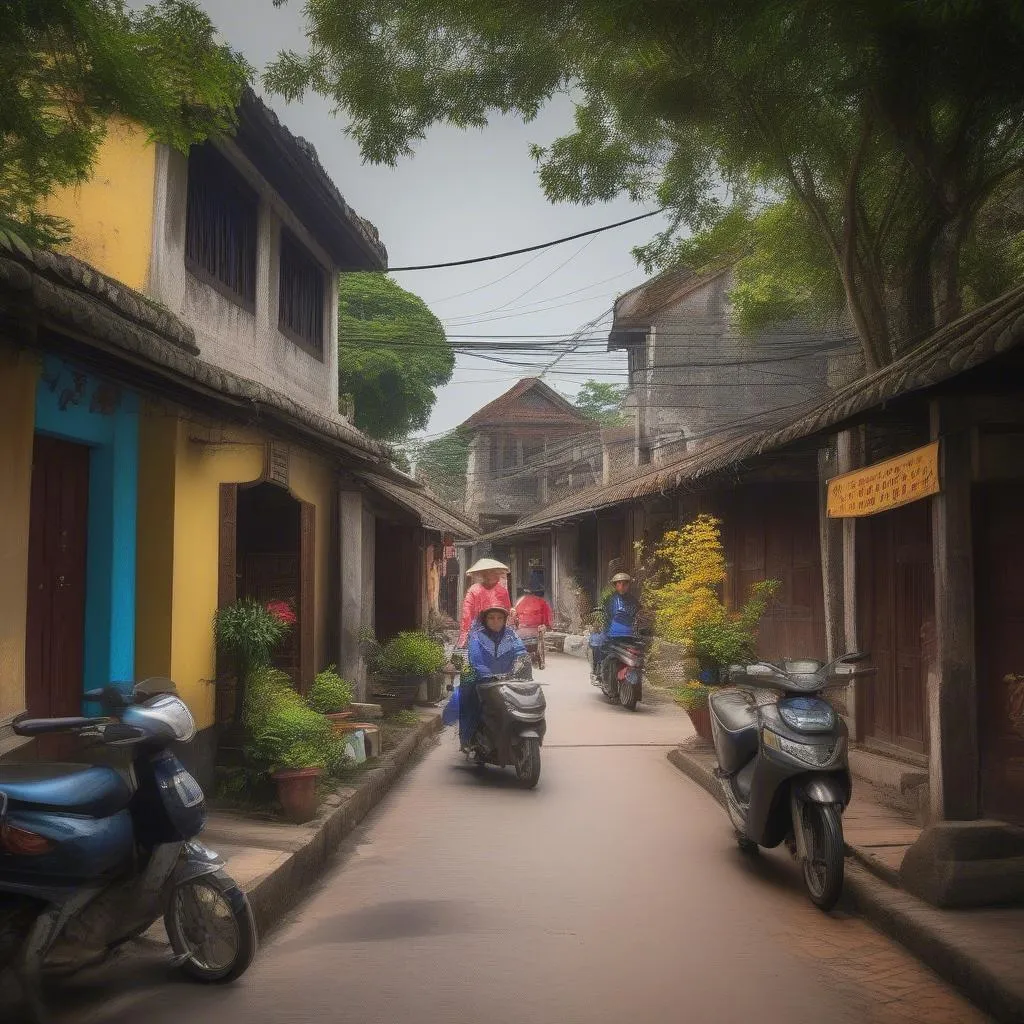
xmin=458 ymin=557 xmax=516 ymax=647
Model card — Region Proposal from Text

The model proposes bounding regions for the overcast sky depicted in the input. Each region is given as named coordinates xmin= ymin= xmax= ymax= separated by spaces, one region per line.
xmin=178 ymin=0 xmax=670 ymax=436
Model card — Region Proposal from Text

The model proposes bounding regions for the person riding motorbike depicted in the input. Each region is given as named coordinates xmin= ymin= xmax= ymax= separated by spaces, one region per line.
xmin=458 ymin=558 xmax=516 ymax=648
xmin=515 ymin=584 xmax=553 ymax=670
xmin=461 ymin=605 xmax=528 ymax=750
xmin=591 ymin=572 xmax=641 ymax=679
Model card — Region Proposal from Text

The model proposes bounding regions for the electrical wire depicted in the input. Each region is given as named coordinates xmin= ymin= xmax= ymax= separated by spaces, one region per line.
xmin=385 ymin=209 xmax=664 ymax=271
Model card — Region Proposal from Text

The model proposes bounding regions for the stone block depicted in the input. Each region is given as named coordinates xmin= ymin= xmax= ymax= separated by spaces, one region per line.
xmin=347 ymin=702 xmax=384 ymax=719
xmin=562 ymin=634 xmax=590 ymax=658
xmin=899 ymin=820 xmax=1024 ymax=908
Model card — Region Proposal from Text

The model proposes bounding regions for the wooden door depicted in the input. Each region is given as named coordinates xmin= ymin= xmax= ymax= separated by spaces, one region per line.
xmin=25 ymin=435 xmax=91 ymax=726
xmin=975 ymin=482 xmax=1024 ymax=824
xmin=724 ymin=485 xmax=826 ymax=663
xmin=374 ymin=520 xmax=419 ymax=641
xmin=857 ymin=501 xmax=932 ymax=754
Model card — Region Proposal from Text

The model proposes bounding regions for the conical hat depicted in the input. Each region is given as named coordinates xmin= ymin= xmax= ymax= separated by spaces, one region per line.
xmin=467 ymin=557 xmax=509 ymax=576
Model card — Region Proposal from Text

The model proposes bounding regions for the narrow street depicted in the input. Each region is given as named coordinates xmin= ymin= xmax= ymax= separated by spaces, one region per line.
xmin=58 ymin=653 xmax=984 ymax=1024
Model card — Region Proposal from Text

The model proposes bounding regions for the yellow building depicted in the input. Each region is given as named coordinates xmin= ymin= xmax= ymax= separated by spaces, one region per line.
xmin=1 ymin=90 xmax=476 ymax=781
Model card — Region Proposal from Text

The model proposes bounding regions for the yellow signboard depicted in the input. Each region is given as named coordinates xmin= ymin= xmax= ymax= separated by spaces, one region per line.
xmin=827 ymin=441 xmax=940 ymax=518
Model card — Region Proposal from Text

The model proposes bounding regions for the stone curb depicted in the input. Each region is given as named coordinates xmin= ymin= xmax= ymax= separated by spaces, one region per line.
xmin=243 ymin=711 xmax=444 ymax=937
xmin=666 ymin=743 xmax=1024 ymax=1024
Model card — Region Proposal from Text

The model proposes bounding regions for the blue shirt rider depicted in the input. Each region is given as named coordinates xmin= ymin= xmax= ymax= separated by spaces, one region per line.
xmin=591 ymin=572 xmax=641 ymax=677
xmin=461 ymin=605 xmax=528 ymax=750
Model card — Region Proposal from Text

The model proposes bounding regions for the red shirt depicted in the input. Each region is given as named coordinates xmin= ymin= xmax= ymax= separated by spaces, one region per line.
xmin=459 ymin=581 xmax=513 ymax=646
xmin=515 ymin=594 xmax=553 ymax=629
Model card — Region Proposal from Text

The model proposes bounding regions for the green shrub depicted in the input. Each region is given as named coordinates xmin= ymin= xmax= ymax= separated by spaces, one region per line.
xmin=307 ymin=665 xmax=354 ymax=714
xmin=244 ymin=668 xmax=345 ymax=774
xmin=378 ymin=631 xmax=445 ymax=677
xmin=215 ymin=600 xmax=290 ymax=676
xmin=672 ymin=681 xmax=716 ymax=712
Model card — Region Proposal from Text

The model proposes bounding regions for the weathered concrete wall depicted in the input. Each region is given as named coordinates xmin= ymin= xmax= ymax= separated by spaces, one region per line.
xmin=149 ymin=142 xmax=341 ymax=420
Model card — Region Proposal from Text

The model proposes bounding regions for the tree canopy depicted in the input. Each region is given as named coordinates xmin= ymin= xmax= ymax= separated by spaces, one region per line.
xmin=267 ymin=0 xmax=1024 ymax=371
xmin=338 ymin=273 xmax=455 ymax=441
xmin=407 ymin=426 xmax=472 ymax=508
xmin=573 ymin=380 xmax=626 ymax=426
xmin=1 ymin=0 xmax=251 ymax=248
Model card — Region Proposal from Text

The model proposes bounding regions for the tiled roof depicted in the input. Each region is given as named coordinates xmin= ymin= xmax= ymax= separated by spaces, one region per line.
xmin=482 ymin=283 xmax=1024 ymax=540
xmin=459 ymin=376 xmax=595 ymax=430
xmin=608 ymin=267 xmax=730 ymax=344
xmin=358 ymin=472 xmax=479 ymax=539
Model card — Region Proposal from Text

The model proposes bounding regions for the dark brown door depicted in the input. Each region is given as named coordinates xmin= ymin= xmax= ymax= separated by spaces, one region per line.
xmin=975 ymin=482 xmax=1024 ymax=824
xmin=857 ymin=501 xmax=932 ymax=754
xmin=25 ymin=435 xmax=91 ymax=724
xmin=375 ymin=520 xmax=419 ymax=641
xmin=723 ymin=484 xmax=826 ymax=663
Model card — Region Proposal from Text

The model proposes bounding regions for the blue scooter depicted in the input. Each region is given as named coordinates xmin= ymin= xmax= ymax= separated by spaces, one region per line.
xmin=0 ymin=678 xmax=256 ymax=1021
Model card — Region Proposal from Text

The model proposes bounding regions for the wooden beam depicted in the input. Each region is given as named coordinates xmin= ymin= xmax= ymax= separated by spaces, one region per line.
xmin=928 ymin=399 xmax=980 ymax=821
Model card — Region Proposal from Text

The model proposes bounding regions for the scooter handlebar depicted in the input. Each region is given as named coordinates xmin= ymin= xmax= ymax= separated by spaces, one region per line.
xmin=12 ymin=713 xmax=109 ymax=737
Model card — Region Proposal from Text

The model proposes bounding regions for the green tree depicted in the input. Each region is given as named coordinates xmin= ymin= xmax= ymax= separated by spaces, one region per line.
xmin=407 ymin=427 xmax=472 ymax=506
xmin=338 ymin=273 xmax=454 ymax=441
xmin=573 ymin=380 xmax=626 ymax=426
xmin=267 ymin=0 xmax=1024 ymax=372
xmin=1 ymin=0 xmax=251 ymax=248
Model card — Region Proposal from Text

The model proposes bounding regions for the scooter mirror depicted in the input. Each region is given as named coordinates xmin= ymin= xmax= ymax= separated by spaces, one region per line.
xmin=841 ymin=651 xmax=869 ymax=664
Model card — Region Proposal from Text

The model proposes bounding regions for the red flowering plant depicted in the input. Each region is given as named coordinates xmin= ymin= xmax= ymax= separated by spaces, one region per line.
xmin=265 ymin=600 xmax=297 ymax=627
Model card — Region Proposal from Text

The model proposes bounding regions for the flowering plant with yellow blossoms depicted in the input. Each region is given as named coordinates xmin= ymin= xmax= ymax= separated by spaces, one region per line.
xmin=639 ymin=515 xmax=779 ymax=667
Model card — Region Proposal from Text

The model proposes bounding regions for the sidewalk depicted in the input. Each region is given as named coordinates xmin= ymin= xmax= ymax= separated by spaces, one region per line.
xmin=198 ymin=708 xmax=443 ymax=937
xmin=668 ymin=737 xmax=1024 ymax=1024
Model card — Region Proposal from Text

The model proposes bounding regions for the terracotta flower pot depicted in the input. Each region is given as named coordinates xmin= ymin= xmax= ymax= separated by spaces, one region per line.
xmin=272 ymin=766 xmax=323 ymax=823
xmin=687 ymin=704 xmax=714 ymax=743
xmin=325 ymin=711 xmax=354 ymax=736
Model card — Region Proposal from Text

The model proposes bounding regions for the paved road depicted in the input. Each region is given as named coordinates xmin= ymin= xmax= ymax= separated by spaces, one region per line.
xmin=52 ymin=654 xmax=984 ymax=1024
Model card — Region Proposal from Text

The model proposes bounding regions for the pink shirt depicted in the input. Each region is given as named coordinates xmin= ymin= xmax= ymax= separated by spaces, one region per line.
xmin=459 ymin=582 xmax=512 ymax=646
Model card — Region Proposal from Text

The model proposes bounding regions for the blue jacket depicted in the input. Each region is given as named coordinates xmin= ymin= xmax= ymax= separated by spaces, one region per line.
xmin=468 ymin=626 xmax=527 ymax=679
xmin=605 ymin=592 xmax=640 ymax=638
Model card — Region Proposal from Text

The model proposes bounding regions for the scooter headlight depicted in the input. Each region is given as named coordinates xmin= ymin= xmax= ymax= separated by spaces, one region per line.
xmin=778 ymin=697 xmax=835 ymax=733
xmin=762 ymin=728 xmax=841 ymax=767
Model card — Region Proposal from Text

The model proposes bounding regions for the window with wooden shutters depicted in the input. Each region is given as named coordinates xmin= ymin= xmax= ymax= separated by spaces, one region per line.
xmin=279 ymin=228 xmax=326 ymax=358
xmin=185 ymin=143 xmax=258 ymax=311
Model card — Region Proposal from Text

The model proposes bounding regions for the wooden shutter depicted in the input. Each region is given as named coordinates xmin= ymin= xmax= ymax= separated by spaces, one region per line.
xmin=299 ymin=501 xmax=316 ymax=694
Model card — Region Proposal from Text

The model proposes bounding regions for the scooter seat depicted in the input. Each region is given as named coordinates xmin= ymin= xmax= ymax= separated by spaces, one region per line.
xmin=709 ymin=689 xmax=759 ymax=775
xmin=0 ymin=763 xmax=132 ymax=818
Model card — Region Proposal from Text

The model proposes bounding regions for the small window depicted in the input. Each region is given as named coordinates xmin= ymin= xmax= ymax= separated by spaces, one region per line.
xmin=185 ymin=143 xmax=258 ymax=310
xmin=279 ymin=229 xmax=326 ymax=357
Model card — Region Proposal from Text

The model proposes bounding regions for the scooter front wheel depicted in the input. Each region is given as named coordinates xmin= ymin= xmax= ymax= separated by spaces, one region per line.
xmin=801 ymin=803 xmax=845 ymax=911
xmin=514 ymin=738 xmax=541 ymax=789
xmin=165 ymin=871 xmax=257 ymax=983
xmin=618 ymin=679 xmax=638 ymax=710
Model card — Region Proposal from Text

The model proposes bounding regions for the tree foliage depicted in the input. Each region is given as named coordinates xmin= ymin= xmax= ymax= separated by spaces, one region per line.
xmin=338 ymin=273 xmax=454 ymax=441
xmin=0 ymin=0 xmax=251 ymax=248
xmin=407 ymin=427 xmax=472 ymax=507
xmin=267 ymin=0 xmax=1024 ymax=370
xmin=573 ymin=379 xmax=626 ymax=426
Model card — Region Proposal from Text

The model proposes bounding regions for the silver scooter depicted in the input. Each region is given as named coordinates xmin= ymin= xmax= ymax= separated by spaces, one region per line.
xmin=708 ymin=653 xmax=873 ymax=911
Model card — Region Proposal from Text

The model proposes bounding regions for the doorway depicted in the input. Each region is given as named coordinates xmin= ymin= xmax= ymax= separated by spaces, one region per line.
xmin=857 ymin=501 xmax=933 ymax=756
xmin=25 ymin=435 xmax=91 ymax=754
xmin=975 ymin=481 xmax=1024 ymax=824
xmin=374 ymin=519 xmax=420 ymax=641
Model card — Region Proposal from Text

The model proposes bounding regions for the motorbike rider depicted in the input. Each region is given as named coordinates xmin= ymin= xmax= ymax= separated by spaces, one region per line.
xmin=591 ymin=572 xmax=641 ymax=679
xmin=461 ymin=605 xmax=528 ymax=750
xmin=458 ymin=557 xmax=516 ymax=648
xmin=514 ymin=582 xmax=553 ymax=670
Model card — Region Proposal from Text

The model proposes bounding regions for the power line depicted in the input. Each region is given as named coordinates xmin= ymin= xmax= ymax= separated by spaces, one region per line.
xmin=385 ymin=209 xmax=664 ymax=271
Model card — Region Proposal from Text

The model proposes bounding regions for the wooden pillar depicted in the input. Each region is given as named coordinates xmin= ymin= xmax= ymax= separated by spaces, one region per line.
xmin=928 ymin=399 xmax=980 ymax=821
xmin=338 ymin=489 xmax=366 ymax=699
xmin=818 ymin=442 xmax=844 ymax=662
xmin=837 ymin=428 xmax=863 ymax=740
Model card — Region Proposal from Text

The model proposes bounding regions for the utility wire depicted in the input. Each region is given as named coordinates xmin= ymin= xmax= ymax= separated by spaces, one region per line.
xmin=385 ymin=209 xmax=664 ymax=271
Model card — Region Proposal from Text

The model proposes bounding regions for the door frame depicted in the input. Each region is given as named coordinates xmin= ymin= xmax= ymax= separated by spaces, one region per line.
xmin=33 ymin=358 xmax=139 ymax=707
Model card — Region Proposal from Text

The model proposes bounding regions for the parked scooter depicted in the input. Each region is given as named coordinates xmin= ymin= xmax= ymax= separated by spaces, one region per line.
xmin=708 ymin=653 xmax=873 ymax=911
xmin=449 ymin=656 xmax=547 ymax=788
xmin=0 ymin=678 xmax=256 ymax=1020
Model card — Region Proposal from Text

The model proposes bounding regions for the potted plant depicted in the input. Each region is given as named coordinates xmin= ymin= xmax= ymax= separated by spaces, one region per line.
xmin=372 ymin=631 xmax=446 ymax=711
xmin=306 ymin=665 xmax=355 ymax=734
xmin=214 ymin=599 xmax=295 ymax=726
xmin=640 ymin=515 xmax=779 ymax=733
xmin=244 ymin=670 xmax=340 ymax=823
xmin=673 ymin=681 xmax=716 ymax=742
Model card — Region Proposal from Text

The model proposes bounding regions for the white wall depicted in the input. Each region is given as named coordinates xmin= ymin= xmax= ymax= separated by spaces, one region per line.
xmin=149 ymin=142 xmax=342 ymax=420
